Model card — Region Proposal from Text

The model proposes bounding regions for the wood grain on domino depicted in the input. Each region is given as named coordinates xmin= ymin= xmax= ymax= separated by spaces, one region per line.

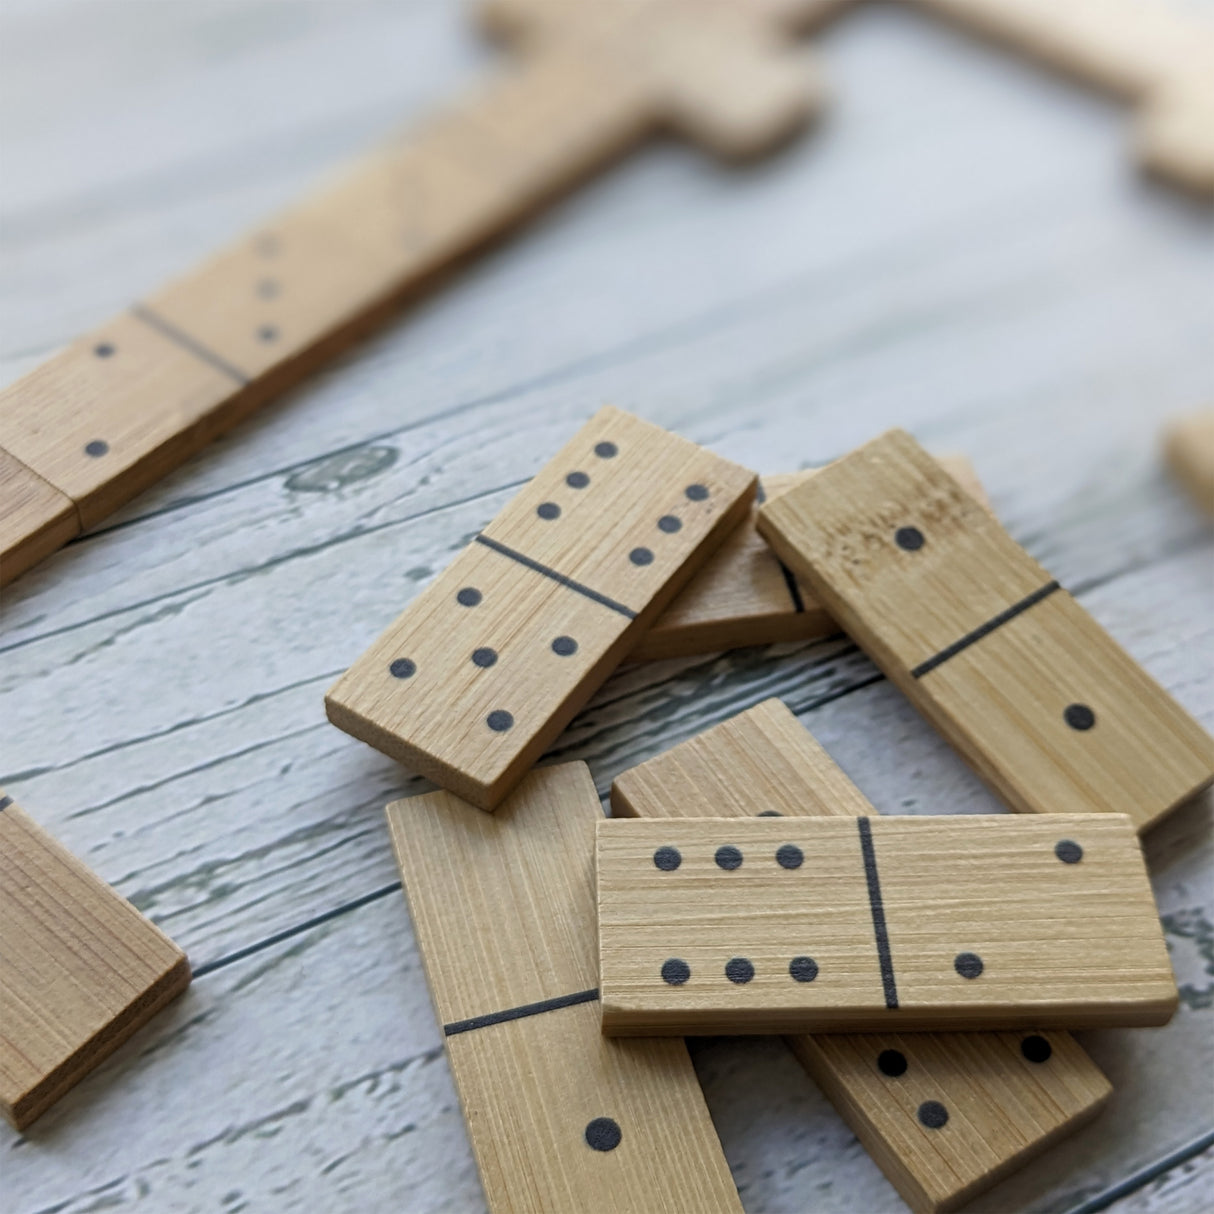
xmin=0 ymin=448 xmax=79 ymax=585
xmin=327 ymin=407 xmax=755 ymax=809
xmin=756 ymin=429 xmax=1214 ymax=833
xmin=0 ymin=793 xmax=190 ymax=1130
xmin=0 ymin=0 xmax=826 ymax=586
xmin=611 ymin=699 xmax=1112 ymax=1214
xmin=631 ymin=453 xmax=990 ymax=662
xmin=385 ymin=762 xmax=742 ymax=1214
xmin=597 ymin=812 xmax=1176 ymax=1035
xmin=1164 ymin=407 xmax=1214 ymax=516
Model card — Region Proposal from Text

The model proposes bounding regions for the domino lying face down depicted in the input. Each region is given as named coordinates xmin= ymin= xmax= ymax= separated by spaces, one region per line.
xmin=596 ymin=813 xmax=1177 ymax=1036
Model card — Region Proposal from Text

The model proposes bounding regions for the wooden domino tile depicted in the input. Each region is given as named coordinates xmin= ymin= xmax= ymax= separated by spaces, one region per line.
xmin=0 ymin=0 xmax=825 ymax=587
xmin=597 ymin=811 xmax=1176 ymax=1035
xmin=901 ymin=0 xmax=1214 ymax=194
xmin=0 ymin=792 xmax=191 ymax=1130
xmin=611 ymin=699 xmax=1113 ymax=1213
xmin=631 ymin=453 xmax=990 ymax=662
xmin=327 ymin=407 xmax=755 ymax=809
xmin=385 ymin=762 xmax=743 ymax=1214
xmin=756 ymin=429 xmax=1214 ymax=833
xmin=1164 ymin=407 xmax=1214 ymax=515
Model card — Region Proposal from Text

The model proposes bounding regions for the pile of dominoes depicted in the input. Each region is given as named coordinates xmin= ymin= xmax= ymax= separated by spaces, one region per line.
xmin=4 ymin=408 xmax=1213 ymax=1214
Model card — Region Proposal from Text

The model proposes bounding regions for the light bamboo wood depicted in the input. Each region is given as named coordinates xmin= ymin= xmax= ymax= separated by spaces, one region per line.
xmin=385 ymin=761 xmax=742 ymax=1214
xmin=611 ymin=698 xmax=1113 ymax=1214
xmin=0 ymin=448 xmax=79 ymax=585
xmin=756 ymin=428 xmax=1214 ymax=833
xmin=899 ymin=0 xmax=1214 ymax=194
xmin=1164 ymin=407 xmax=1214 ymax=516
xmin=597 ymin=810 xmax=1176 ymax=1035
xmin=327 ymin=407 xmax=755 ymax=809
xmin=0 ymin=793 xmax=190 ymax=1130
xmin=631 ymin=453 xmax=989 ymax=662
xmin=0 ymin=0 xmax=832 ymax=587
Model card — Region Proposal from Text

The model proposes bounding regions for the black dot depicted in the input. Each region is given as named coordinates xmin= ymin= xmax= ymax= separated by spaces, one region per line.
xmin=1021 ymin=1035 xmax=1053 ymax=1064
xmin=657 ymin=515 xmax=682 ymax=533
xmin=877 ymin=1049 xmax=908 ymax=1077
xmin=629 ymin=547 xmax=653 ymax=566
xmin=486 ymin=710 xmax=513 ymax=732
xmin=595 ymin=441 xmax=617 ymax=459
xmin=1055 ymin=840 xmax=1083 ymax=864
xmin=537 ymin=502 xmax=561 ymax=520
xmin=1064 ymin=703 xmax=1096 ymax=731
xmin=662 ymin=958 xmax=690 ymax=985
xmin=895 ymin=526 xmax=925 ymax=551
xmin=566 ymin=471 xmax=589 ymax=488
xmin=551 ymin=636 xmax=578 ymax=656
xmin=389 ymin=658 xmax=416 ymax=679
xmin=94 ymin=342 xmax=114 ymax=358
xmin=715 ymin=845 xmax=742 ymax=870
xmin=255 ymin=233 xmax=279 ymax=256
xmin=685 ymin=484 xmax=709 ymax=501
xmin=584 ymin=1117 xmax=622 ymax=1152
xmin=757 ymin=810 xmax=782 ymax=817
xmin=725 ymin=957 xmax=754 ymax=984
xmin=954 ymin=952 xmax=984 ymax=979
xmin=653 ymin=846 xmax=681 ymax=871
xmin=776 ymin=844 xmax=803 ymax=870
xmin=789 ymin=956 xmax=819 ymax=983
xmin=257 ymin=279 xmax=279 ymax=299
xmin=84 ymin=440 xmax=109 ymax=457
xmin=471 ymin=648 xmax=497 ymax=668
xmin=258 ymin=325 xmax=278 ymax=342
xmin=918 ymin=1101 xmax=949 ymax=1129
xmin=457 ymin=587 xmax=482 ymax=607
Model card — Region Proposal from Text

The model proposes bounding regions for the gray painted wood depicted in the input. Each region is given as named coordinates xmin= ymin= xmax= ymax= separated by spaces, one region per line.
xmin=1 ymin=2 xmax=1211 ymax=1211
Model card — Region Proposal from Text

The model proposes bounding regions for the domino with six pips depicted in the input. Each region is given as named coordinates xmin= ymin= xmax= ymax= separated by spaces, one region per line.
xmin=351 ymin=417 xmax=1206 ymax=1214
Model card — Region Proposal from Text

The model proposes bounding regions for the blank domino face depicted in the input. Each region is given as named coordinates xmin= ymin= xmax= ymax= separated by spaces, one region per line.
xmin=610 ymin=699 xmax=1113 ymax=1214
xmin=0 ymin=793 xmax=191 ymax=1130
xmin=327 ymin=407 xmax=755 ymax=809
xmin=756 ymin=429 xmax=1214 ymax=832
xmin=597 ymin=814 xmax=1176 ymax=1036
xmin=385 ymin=763 xmax=743 ymax=1214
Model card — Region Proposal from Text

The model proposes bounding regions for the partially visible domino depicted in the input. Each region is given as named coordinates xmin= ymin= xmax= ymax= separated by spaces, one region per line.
xmin=0 ymin=793 xmax=191 ymax=1129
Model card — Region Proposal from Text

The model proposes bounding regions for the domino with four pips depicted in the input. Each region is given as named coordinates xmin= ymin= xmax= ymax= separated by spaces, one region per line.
xmin=385 ymin=762 xmax=743 ymax=1214
xmin=756 ymin=428 xmax=1214 ymax=833
xmin=609 ymin=699 xmax=1114 ymax=1214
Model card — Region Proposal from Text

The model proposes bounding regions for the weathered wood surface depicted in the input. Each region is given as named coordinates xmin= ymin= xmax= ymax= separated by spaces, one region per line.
xmin=1 ymin=1 xmax=1211 ymax=1211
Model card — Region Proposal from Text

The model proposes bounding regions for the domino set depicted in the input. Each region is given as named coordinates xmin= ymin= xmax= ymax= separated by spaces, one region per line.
xmin=3 ymin=0 xmax=1213 ymax=1206
xmin=330 ymin=409 xmax=1210 ymax=1213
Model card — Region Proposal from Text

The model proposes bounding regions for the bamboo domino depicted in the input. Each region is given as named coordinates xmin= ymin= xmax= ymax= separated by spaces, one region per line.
xmin=898 ymin=0 xmax=1214 ymax=194
xmin=0 ymin=792 xmax=191 ymax=1130
xmin=327 ymin=407 xmax=755 ymax=809
xmin=632 ymin=453 xmax=990 ymax=662
xmin=597 ymin=812 xmax=1176 ymax=1035
xmin=757 ymin=429 xmax=1214 ymax=833
xmin=1164 ymin=407 xmax=1214 ymax=516
xmin=385 ymin=762 xmax=742 ymax=1214
xmin=611 ymin=699 xmax=1112 ymax=1214
xmin=0 ymin=0 xmax=833 ymax=586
